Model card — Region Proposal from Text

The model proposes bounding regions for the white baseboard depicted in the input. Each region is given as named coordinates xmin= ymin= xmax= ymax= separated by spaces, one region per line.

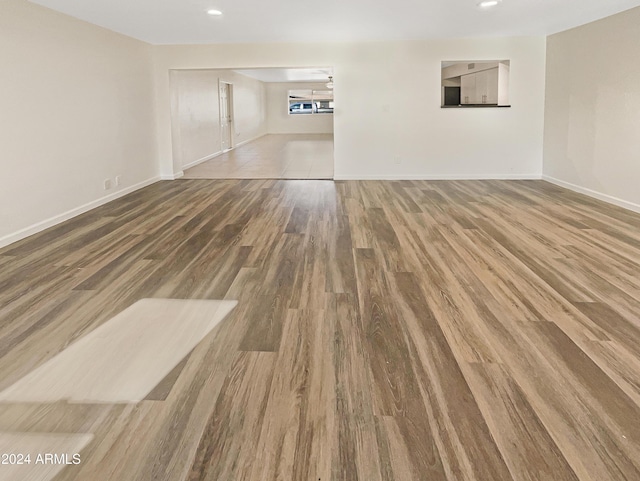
xmin=333 ymin=173 xmax=542 ymax=181
xmin=235 ymin=132 xmax=267 ymax=148
xmin=0 ymin=175 xmax=161 ymax=249
xmin=160 ymin=171 xmax=184 ymax=180
xmin=542 ymin=175 xmax=640 ymax=214
xmin=179 ymin=133 xmax=268 ymax=172
xmin=182 ymin=152 xmax=222 ymax=170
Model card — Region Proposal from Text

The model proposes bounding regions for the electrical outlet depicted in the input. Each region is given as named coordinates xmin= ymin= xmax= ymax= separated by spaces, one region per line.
xmin=115 ymin=175 xmax=121 ymax=187
xmin=104 ymin=179 xmax=112 ymax=190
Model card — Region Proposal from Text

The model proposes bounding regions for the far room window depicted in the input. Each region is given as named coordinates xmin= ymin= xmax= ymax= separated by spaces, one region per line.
xmin=288 ymin=90 xmax=334 ymax=115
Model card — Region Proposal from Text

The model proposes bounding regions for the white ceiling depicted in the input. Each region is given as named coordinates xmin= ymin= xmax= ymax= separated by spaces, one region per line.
xmin=234 ymin=68 xmax=333 ymax=83
xmin=29 ymin=0 xmax=640 ymax=45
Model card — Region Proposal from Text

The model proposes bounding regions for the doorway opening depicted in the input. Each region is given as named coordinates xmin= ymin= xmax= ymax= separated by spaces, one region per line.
xmin=169 ymin=67 xmax=335 ymax=180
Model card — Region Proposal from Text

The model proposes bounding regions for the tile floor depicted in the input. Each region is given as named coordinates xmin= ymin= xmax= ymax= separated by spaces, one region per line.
xmin=183 ymin=134 xmax=334 ymax=179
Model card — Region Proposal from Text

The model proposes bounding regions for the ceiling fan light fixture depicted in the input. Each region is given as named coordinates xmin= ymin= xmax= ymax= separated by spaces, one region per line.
xmin=207 ymin=9 xmax=223 ymax=16
xmin=326 ymin=76 xmax=334 ymax=89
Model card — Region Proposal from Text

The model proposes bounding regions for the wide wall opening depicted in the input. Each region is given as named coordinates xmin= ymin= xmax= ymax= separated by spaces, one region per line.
xmin=169 ymin=67 xmax=335 ymax=180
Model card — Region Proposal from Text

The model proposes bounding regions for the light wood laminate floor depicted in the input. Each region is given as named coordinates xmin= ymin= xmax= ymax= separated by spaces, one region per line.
xmin=1 ymin=179 xmax=640 ymax=480
xmin=183 ymin=134 xmax=334 ymax=179
xmin=0 ymin=299 xmax=237 ymax=404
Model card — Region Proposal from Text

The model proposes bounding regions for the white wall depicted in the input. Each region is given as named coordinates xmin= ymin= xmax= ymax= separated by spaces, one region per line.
xmin=170 ymin=70 xmax=220 ymax=170
xmin=0 ymin=3 xmax=549 ymax=246
xmin=266 ymin=82 xmax=334 ymax=134
xmin=152 ymin=37 xmax=547 ymax=180
xmin=228 ymin=71 xmax=267 ymax=146
xmin=0 ymin=0 xmax=158 ymax=247
xmin=170 ymin=69 xmax=266 ymax=170
xmin=543 ymin=7 xmax=640 ymax=212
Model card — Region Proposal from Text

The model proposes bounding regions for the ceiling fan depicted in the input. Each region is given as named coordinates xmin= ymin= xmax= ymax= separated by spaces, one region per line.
xmin=326 ymin=76 xmax=334 ymax=89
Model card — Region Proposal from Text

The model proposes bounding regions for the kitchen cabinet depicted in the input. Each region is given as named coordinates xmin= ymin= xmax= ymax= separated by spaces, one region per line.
xmin=475 ymin=68 xmax=498 ymax=104
xmin=461 ymin=67 xmax=499 ymax=105
xmin=461 ymin=73 xmax=476 ymax=105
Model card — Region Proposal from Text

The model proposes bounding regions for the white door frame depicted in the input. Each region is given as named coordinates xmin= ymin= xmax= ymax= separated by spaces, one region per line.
xmin=218 ymin=80 xmax=235 ymax=152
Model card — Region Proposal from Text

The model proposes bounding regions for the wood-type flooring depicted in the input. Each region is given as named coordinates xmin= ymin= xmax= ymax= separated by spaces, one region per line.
xmin=0 ymin=179 xmax=639 ymax=480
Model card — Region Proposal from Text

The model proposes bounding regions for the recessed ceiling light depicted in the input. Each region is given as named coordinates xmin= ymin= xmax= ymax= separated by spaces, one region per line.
xmin=478 ymin=0 xmax=501 ymax=7
xmin=207 ymin=9 xmax=223 ymax=16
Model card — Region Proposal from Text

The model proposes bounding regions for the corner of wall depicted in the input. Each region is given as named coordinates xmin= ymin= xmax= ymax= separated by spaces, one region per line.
xmin=0 ymin=176 xmax=162 ymax=249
